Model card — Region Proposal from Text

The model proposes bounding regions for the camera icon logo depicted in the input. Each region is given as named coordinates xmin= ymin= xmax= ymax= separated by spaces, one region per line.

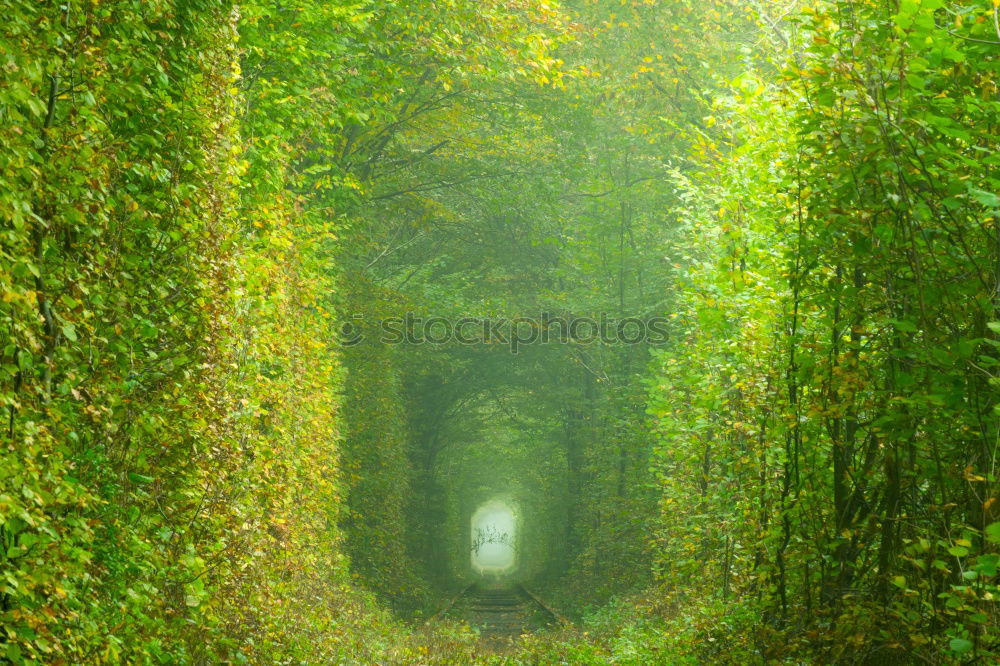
xmin=336 ymin=314 xmax=364 ymax=347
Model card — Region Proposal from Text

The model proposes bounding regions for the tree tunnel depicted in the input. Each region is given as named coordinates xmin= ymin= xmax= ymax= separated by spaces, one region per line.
xmin=337 ymin=335 xmax=642 ymax=615
xmin=335 ymin=108 xmax=662 ymax=616
xmin=420 ymin=381 xmax=572 ymax=592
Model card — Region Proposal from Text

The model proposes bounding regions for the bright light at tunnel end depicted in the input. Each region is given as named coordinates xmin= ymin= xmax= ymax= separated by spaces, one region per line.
xmin=470 ymin=498 xmax=518 ymax=578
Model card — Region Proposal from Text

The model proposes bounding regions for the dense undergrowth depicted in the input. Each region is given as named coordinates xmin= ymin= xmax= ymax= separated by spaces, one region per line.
xmin=2 ymin=0 xmax=998 ymax=664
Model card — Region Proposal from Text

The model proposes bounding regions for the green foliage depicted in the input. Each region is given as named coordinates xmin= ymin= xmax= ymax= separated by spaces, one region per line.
xmin=1 ymin=0 xmax=396 ymax=662
xmin=3 ymin=0 xmax=998 ymax=663
xmin=645 ymin=0 xmax=1000 ymax=662
xmin=1 ymin=2 xmax=245 ymax=661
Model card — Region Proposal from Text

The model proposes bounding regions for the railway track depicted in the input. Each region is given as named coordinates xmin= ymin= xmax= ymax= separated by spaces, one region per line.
xmin=431 ymin=582 xmax=568 ymax=638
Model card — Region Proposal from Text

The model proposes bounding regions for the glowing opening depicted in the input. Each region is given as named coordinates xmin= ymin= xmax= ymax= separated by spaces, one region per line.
xmin=470 ymin=499 xmax=517 ymax=576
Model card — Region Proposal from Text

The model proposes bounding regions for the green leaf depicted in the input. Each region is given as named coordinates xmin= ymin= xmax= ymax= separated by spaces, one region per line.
xmin=18 ymin=261 xmax=40 ymax=279
xmin=949 ymin=638 xmax=973 ymax=655
xmin=904 ymin=72 xmax=925 ymax=90
xmin=970 ymin=189 xmax=1000 ymax=208
xmin=948 ymin=545 xmax=969 ymax=557
xmin=975 ymin=554 xmax=998 ymax=577
xmin=985 ymin=521 xmax=1000 ymax=544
